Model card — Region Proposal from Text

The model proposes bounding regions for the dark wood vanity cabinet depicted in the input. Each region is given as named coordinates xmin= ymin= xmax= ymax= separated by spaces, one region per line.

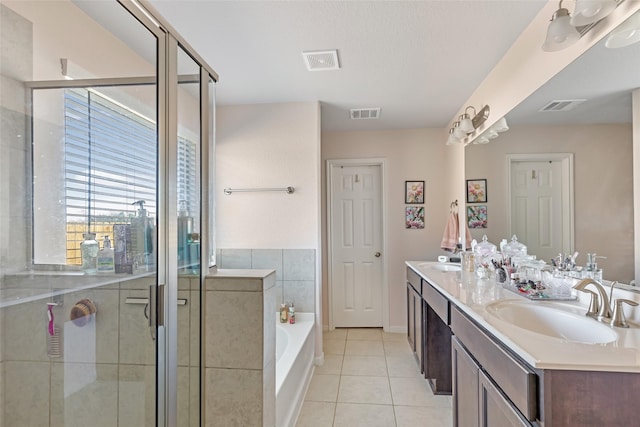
xmin=406 ymin=267 xmax=451 ymax=394
xmin=451 ymin=305 xmax=536 ymax=426
xmin=408 ymin=265 xmax=640 ymax=427
xmin=452 ymin=336 xmax=480 ymax=427
xmin=453 ymin=337 xmax=531 ymax=427
xmin=406 ymin=268 xmax=423 ymax=370
xmin=423 ymin=281 xmax=452 ymax=394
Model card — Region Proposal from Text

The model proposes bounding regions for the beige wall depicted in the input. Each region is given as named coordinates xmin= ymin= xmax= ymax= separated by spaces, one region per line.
xmin=216 ymin=102 xmax=321 ymax=249
xmin=322 ymin=128 xmax=453 ymax=331
xmin=466 ymin=124 xmax=634 ymax=283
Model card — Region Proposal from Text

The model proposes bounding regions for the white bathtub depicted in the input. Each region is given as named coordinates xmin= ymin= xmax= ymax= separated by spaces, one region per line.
xmin=275 ymin=312 xmax=315 ymax=427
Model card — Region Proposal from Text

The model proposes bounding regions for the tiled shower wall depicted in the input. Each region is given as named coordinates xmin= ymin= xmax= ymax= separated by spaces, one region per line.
xmin=216 ymin=249 xmax=316 ymax=313
xmin=0 ymin=276 xmax=201 ymax=427
xmin=1 ymin=5 xmax=33 ymax=426
xmin=0 ymin=3 xmax=31 ymax=280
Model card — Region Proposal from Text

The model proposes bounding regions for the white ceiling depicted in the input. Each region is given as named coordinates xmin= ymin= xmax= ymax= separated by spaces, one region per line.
xmin=146 ymin=0 xmax=548 ymax=132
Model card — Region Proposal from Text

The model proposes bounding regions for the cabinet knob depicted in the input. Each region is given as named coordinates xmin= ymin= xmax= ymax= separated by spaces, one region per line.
xmin=375 ymin=252 xmax=381 ymax=257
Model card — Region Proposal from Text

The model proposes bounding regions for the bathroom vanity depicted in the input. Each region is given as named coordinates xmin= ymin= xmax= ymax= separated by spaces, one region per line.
xmin=406 ymin=261 xmax=640 ymax=427
xmin=406 ymin=267 xmax=452 ymax=394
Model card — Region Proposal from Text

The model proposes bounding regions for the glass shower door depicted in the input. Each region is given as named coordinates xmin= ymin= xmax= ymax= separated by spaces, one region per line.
xmin=1 ymin=1 xmax=163 ymax=426
xmin=1 ymin=1 xmax=218 ymax=425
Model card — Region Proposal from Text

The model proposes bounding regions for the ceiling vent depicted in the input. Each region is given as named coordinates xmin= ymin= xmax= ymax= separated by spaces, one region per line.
xmin=539 ymin=99 xmax=587 ymax=112
xmin=302 ymin=50 xmax=340 ymax=71
xmin=350 ymin=108 xmax=381 ymax=120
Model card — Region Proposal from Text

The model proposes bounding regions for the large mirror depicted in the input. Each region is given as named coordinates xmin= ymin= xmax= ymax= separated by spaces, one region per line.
xmin=465 ymin=18 xmax=640 ymax=286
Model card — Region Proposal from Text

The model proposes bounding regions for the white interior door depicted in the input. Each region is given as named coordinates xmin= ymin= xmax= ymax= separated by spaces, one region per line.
xmin=510 ymin=159 xmax=563 ymax=262
xmin=329 ymin=163 xmax=383 ymax=328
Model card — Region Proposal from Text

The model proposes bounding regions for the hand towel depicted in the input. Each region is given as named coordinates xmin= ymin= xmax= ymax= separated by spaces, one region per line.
xmin=440 ymin=212 xmax=459 ymax=252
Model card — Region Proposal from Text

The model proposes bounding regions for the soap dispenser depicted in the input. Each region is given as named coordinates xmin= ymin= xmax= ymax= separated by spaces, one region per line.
xmin=131 ymin=200 xmax=154 ymax=272
xmin=177 ymin=200 xmax=193 ymax=268
xmin=585 ymin=253 xmax=604 ymax=282
xmin=97 ymin=235 xmax=115 ymax=274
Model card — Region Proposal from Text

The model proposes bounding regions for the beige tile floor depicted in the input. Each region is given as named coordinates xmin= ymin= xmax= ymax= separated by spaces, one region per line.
xmin=296 ymin=329 xmax=452 ymax=427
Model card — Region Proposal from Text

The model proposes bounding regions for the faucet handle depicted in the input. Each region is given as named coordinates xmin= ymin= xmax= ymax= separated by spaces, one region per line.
xmin=582 ymin=289 xmax=600 ymax=318
xmin=610 ymin=298 xmax=638 ymax=328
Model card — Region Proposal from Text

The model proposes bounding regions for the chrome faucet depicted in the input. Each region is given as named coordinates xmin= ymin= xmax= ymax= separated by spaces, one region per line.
xmin=572 ymin=279 xmax=612 ymax=321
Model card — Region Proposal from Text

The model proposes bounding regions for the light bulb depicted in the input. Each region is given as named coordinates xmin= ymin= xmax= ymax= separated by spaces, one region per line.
xmin=543 ymin=7 xmax=580 ymax=52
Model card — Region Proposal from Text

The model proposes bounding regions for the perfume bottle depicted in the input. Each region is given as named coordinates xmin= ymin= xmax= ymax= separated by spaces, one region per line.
xmin=280 ymin=303 xmax=289 ymax=323
xmin=80 ymin=232 xmax=99 ymax=275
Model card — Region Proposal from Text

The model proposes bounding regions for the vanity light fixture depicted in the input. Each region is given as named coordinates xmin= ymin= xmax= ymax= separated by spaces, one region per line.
xmin=473 ymin=136 xmax=490 ymax=145
xmin=570 ymin=0 xmax=617 ymax=26
xmin=452 ymin=121 xmax=467 ymax=140
xmin=446 ymin=128 xmax=460 ymax=146
xmin=458 ymin=106 xmax=476 ymax=133
xmin=466 ymin=116 xmax=509 ymax=146
xmin=490 ymin=117 xmax=509 ymax=133
xmin=605 ymin=10 xmax=640 ymax=48
xmin=542 ymin=1 xmax=581 ymax=52
xmin=445 ymin=105 xmax=491 ymax=145
xmin=485 ymin=129 xmax=499 ymax=140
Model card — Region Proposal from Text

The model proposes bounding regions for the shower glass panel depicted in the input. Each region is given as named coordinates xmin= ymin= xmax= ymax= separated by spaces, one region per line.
xmin=176 ymin=45 xmax=202 ymax=427
xmin=0 ymin=1 xmax=163 ymax=425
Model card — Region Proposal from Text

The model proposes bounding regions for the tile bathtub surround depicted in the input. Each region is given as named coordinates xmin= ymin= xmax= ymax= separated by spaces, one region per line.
xmin=204 ymin=270 xmax=276 ymax=427
xmin=217 ymin=248 xmax=316 ymax=313
xmin=296 ymin=329 xmax=452 ymax=427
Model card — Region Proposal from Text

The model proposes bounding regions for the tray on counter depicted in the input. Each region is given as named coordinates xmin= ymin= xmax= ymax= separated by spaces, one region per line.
xmin=501 ymin=282 xmax=578 ymax=301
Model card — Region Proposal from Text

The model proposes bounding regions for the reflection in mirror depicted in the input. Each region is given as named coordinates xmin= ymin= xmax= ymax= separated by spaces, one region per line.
xmin=465 ymin=27 xmax=640 ymax=285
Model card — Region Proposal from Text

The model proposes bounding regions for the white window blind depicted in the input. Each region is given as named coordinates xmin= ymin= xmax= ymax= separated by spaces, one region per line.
xmin=64 ymin=87 xmax=197 ymax=230
xmin=64 ymin=88 xmax=157 ymax=226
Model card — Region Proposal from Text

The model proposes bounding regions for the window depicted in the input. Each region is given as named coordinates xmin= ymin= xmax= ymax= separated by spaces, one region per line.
xmin=62 ymin=88 xmax=196 ymax=265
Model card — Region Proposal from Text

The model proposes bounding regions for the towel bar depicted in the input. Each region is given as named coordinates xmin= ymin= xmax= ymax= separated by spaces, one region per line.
xmin=125 ymin=297 xmax=187 ymax=305
xmin=224 ymin=186 xmax=294 ymax=195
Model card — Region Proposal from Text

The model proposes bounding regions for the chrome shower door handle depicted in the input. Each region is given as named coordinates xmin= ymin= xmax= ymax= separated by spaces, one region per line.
xmin=148 ymin=284 xmax=156 ymax=340
xmin=148 ymin=283 xmax=166 ymax=341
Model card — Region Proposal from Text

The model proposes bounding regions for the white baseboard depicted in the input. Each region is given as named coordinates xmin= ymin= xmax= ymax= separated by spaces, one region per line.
xmin=385 ymin=326 xmax=406 ymax=334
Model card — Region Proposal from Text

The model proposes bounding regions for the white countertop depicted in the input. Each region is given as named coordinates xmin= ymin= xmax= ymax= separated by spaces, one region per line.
xmin=406 ymin=261 xmax=640 ymax=373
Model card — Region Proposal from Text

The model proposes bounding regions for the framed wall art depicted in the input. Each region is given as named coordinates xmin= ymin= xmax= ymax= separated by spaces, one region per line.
xmin=405 ymin=206 xmax=425 ymax=229
xmin=405 ymin=180 xmax=424 ymax=204
xmin=467 ymin=205 xmax=487 ymax=229
xmin=466 ymin=179 xmax=487 ymax=203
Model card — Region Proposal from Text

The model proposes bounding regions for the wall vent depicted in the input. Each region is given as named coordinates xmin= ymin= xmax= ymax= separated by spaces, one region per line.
xmin=302 ymin=50 xmax=340 ymax=71
xmin=350 ymin=108 xmax=381 ymax=120
xmin=539 ymin=99 xmax=586 ymax=112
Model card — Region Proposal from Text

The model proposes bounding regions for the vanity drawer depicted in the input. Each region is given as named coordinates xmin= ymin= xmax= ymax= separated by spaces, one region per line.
xmin=451 ymin=306 xmax=537 ymax=421
xmin=423 ymin=281 xmax=449 ymax=324
xmin=407 ymin=267 xmax=422 ymax=294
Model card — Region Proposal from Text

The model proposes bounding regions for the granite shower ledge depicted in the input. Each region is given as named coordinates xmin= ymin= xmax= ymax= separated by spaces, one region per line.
xmin=0 ymin=267 xmax=272 ymax=308
xmin=0 ymin=269 xmax=203 ymax=308
xmin=205 ymin=268 xmax=276 ymax=292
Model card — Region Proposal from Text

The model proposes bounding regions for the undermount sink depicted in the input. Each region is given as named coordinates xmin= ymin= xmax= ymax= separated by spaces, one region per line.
xmin=429 ymin=263 xmax=462 ymax=272
xmin=485 ymin=300 xmax=618 ymax=344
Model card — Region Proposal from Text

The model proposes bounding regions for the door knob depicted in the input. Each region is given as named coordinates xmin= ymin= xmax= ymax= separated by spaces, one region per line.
xmin=375 ymin=252 xmax=381 ymax=257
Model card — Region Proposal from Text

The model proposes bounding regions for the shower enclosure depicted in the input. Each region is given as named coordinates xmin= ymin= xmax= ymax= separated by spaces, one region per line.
xmin=0 ymin=0 xmax=216 ymax=425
